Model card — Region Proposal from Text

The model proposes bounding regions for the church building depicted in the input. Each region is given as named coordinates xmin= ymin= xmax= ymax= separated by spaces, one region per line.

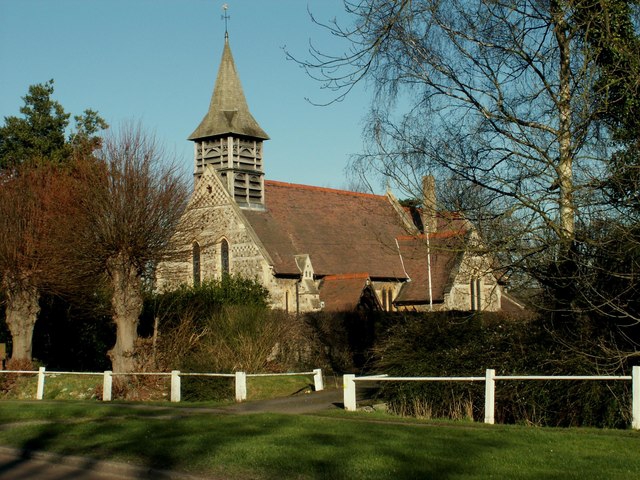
xmin=157 ymin=34 xmax=519 ymax=314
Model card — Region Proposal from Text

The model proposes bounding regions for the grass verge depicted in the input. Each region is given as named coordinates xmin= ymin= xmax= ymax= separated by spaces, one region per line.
xmin=0 ymin=401 xmax=638 ymax=479
xmin=247 ymin=374 xmax=316 ymax=400
xmin=1 ymin=372 xmax=322 ymax=402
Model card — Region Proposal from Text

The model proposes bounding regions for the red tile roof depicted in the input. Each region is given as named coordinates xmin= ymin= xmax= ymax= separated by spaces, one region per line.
xmin=243 ymin=181 xmax=412 ymax=278
xmin=242 ymin=180 xmax=471 ymax=307
xmin=319 ymin=273 xmax=374 ymax=312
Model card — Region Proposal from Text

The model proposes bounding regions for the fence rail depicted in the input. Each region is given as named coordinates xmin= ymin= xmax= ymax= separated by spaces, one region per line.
xmin=343 ymin=366 xmax=640 ymax=429
xmin=0 ymin=367 xmax=323 ymax=403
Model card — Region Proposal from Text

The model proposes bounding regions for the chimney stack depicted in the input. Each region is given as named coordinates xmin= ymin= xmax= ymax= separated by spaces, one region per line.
xmin=422 ymin=175 xmax=437 ymax=234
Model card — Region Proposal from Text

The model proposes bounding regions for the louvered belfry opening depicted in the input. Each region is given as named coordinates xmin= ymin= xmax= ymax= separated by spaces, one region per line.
xmin=193 ymin=135 xmax=264 ymax=207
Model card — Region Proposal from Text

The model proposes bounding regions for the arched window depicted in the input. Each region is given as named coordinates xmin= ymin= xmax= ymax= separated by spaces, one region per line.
xmin=192 ymin=242 xmax=201 ymax=287
xmin=221 ymin=238 xmax=230 ymax=275
xmin=382 ymin=288 xmax=394 ymax=311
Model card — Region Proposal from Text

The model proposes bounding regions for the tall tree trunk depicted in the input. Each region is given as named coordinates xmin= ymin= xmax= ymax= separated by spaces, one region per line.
xmin=107 ymin=256 xmax=143 ymax=373
xmin=553 ymin=1 xmax=575 ymax=245
xmin=548 ymin=2 xmax=580 ymax=317
xmin=3 ymin=276 xmax=40 ymax=362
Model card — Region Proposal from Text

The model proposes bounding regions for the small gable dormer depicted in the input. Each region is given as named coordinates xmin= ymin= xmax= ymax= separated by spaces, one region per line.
xmin=295 ymin=254 xmax=315 ymax=281
xmin=294 ymin=254 xmax=321 ymax=311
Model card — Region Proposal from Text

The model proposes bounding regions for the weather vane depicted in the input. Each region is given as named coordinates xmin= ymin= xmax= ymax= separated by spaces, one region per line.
xmin=222 ymin=3 xmax=230 ymax=39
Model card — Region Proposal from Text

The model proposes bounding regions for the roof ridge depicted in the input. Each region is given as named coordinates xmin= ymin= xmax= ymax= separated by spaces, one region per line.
xmin=396 ymin=230 xmax=466 ymax=241
xmin=409 ymin=206 xmax=466 ymax=218
xmin=322 ymin=273 xmax=371 ymax=281
xmin=265 ymin=180 xmax=385 ymax=200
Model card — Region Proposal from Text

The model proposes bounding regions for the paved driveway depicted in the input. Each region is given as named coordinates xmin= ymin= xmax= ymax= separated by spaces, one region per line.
xmin=220 ymin=387 xmax=344 ymax=414
xmin=0 ymin=446 xmax=211 ymax=479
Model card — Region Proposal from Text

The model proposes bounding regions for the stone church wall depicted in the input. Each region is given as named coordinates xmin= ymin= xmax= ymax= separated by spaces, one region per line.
xmin=444 ymin=251 xmax=501 ymax=311
xmin=156 ymin=174 xmax=314 ymax=312
xmin=157 ymin=171 xmax=269 ymax=291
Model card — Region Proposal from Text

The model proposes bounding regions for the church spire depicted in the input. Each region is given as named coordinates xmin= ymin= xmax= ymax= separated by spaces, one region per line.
xmin=188 ymin=36 xmax=268 ymax=141
xmin=189 ymin=24 xmax=269 ymax=210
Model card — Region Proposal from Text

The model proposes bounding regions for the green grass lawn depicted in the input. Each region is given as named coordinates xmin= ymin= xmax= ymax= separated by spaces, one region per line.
xmin=0 ymin=401 xmax=638 ymax=479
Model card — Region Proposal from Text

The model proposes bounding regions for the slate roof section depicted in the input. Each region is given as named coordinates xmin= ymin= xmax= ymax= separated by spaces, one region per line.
xmin=189 ymin=38 xmax=269 ymax=141
xmin=499 ymin=292 xmax=532 ymax=318
xmin=394 ymin=231 xmax=468 ymax=304
xmin=319 ymin=273 xmax=374 ymax=312
xmin=242 ymin=181 xmax=412 ymax=278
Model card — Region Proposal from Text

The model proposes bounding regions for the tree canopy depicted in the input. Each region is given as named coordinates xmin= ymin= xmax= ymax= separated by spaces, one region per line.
xmin=0 ymin=80 xmax=107 ymax=363
xmin=0 ymin=80 xmax=107 ymax=169
xmin=296 ymin=0 xmax=640 ymax=317
xmin=68 ymin=123 xmax=190 ymax=372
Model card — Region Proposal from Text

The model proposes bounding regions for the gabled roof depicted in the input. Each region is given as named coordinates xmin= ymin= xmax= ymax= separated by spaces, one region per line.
xmin=242 ymin=181 xmax=412 ymax=278
xmin=189 ymin=38 xmax=269 ymax=141
xmin=319 ymin=273 xmax=376 ymax=312
xmin=241 ymin=180 xmax=472 ymax=296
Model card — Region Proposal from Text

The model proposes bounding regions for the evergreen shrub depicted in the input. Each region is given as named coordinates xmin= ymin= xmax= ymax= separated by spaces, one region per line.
xmin=142 ymin=275 xmax=270 ymax=334
xmin=372 ymin=311 xmax=631 ymax=428
xmin=143 ymin=277 xmax=309 ymax=400
xmin=303 ymin=309 xmax=387 ymax=373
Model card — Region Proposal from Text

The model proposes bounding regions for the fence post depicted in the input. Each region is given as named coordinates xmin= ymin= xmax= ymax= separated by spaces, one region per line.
xmin=313 ymin=369 xmax=324 ymax=391
xmin=633 ymin=366 xmax=640 ymax=430
xmin=484 ymin=369 xmax=495 ymax=425
xmin=343 ymin=374 xmax=357 ymax=411
xmin=235 ymin=371 xmax=247 ymax=402
xmin=171 ymin=370 xmax=181 ymax=402
xmin=103 ymin=371 xmax=113 ymax=401
xmin=36 ymin=367 xmax=46 ymax=400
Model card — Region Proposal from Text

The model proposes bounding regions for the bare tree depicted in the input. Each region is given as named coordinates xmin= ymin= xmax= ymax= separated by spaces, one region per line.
xmin=0 ymin=169 xmax=44 ymax=363
xmin=294 ymin=0 xmax=637 ymax=312
xmin=0 ymin=163 xmax=79 ymax=362
xmin=72 ymin=123 xmax=189 ymax=373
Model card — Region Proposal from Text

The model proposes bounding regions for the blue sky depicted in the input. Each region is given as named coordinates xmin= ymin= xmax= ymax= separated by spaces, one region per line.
xmin=0 ymin=0 xmax=372 ymax=190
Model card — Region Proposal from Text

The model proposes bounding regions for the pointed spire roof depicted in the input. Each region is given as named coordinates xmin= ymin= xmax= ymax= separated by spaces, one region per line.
xmin=189 ymin=37 xmax=269 ymax=141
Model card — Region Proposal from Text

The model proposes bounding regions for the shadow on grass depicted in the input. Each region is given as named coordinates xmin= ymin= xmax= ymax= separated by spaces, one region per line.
xmin=1 ymin=402 xmax=637 ymax=480
xmin=0 ymin=407 xmax=510 ymax=480
xmin=0 ymin=424 xmax=109 ymax=479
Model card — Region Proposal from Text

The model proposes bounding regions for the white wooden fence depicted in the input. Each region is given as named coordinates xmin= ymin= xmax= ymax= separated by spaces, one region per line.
xmin=0 ymin=367 xmax=324 ymax=403
xmin=343 ymin=366 xmax=640 ymax=429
